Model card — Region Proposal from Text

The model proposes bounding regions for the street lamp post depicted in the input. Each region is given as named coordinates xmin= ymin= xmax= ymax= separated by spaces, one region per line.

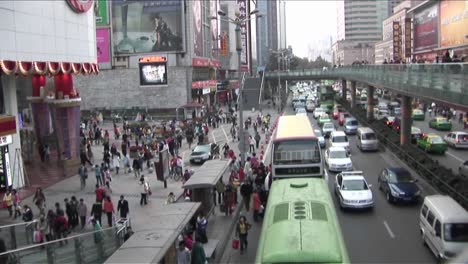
xmin=270 ymin=49 xmax=288 ymax=112
xmin=215 ymin=9 xmax=262 ymax=165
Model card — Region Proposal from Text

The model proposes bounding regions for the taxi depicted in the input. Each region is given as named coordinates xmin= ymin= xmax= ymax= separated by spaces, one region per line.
xmin=412 ymin=109 xmax=425 ymax=121
xmin=417 ymin=133 xmax=448 ymax=154
xmin=429 ymin=117 xmax=452 ymax=131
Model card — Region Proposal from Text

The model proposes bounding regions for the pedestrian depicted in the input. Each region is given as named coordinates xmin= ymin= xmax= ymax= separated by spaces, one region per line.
xmin=92 ymin=219 xmax=104 ymax=243
xmin=112 ymin=153 xmax=121 ymax=175
xmin=132 ymin=158 xmax=141 ymax=178
xmin=78 ymin=164 xmax=88 ymax=190
xmin=254 ymin=132 xmax=261 ymax=150
xmin=78 ymin=198 xmax=88 ymax=229
xmin=191 ymin=236 xmax=207 ymax=264
xmin=177 ymin=241 xmax=191 ymax=264
xmin=140 ymin=176 xmax=150 ymax=206
xmin=103 ymin=196 xmax=115 ymax=227
xmin=54 ymin=210 xmax=69 ymax=243
xmin=46 ymin=210 xmax=56 ymax=241
xmin=12 ymin=189 xmax=21 ymax=219
xmin=196 ymin=213 xmax=208 ymax=244
xmin=22 ymin=204 xmax=33 ymax=222
xmin=216 ymin=178 xmax=225 ymax=207
xmin=166 ymin=192 xmax=176 ymax=204
xmin=104 ymin=181 xmax=113 ymax=198
xmin=235 ymin=215 xmax=251 ymax=254
xmin=252 ymin=189 xmax=262 ymax=222
xmin=244 ymin=157 xmax=252 ymax=182
xmin=90 ymin=200 xmax=103 ymax=226
xmin=240 ymin=180 xmax=253 ymax=212
xmin=2 ymin=188 xmax=13 ymax=217
xmin=32 ymin=187 xmax=46 ymax=214
xmin=460 ymin=113 xmax=464 ymax=124
xmin=70 ymin=196 xmax=79 ymax=229
xmin=35 ymin=214 xmax=47 ymax=244
xmin=64 ymin=198 xmax=72 ymax=225
xmin=117 ymin=195 xmax=129 ymax=219
xmin=94 ymin=164 xmax=103 ymax=186
xmin=95 ymin=184 xmax=105 ymax=203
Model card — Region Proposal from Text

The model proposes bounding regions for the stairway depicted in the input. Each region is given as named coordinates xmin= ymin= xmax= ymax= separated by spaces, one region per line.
xmin=241 ymin=77 xmax=262 ymax=111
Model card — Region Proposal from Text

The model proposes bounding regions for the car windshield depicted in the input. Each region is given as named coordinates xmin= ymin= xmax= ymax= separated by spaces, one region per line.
xmin=413 ymin=110 xmax=423 ymax=115
xmin=444 ymin=223 xmax=468 ymax=242
xmin=412 ymin=127 xmax=421 ymax=134
xmin=430 ymin=137 xmax=444 ymax=143
xmin=437 ymin=118 xmax=448 ymax=123
xmin=320 ymin=114 xmax=329 ymax=119
xmin=333 ymin=135 xmax=348 ymax=143
xmin=388 ymin=170 xmax=413 ymax=183
xmin=193 ymin=145 xmax=210 ymax=153
xmin=323 ymin=123 xmax=334 ymax=129
xmin=273 ymin=140 xmax=321 ymax=165
xmin=342 ymin=179 xmax=368 ymax=191
xmin=315 ymin=108 xmax=324 ymax=113
xmin=346 ymin=120 xmax=358 ymax=126
xmin=329 ymin=150 xmax=347 ymax=159
xmin=362 ymin=133 xmax=376 ymax=140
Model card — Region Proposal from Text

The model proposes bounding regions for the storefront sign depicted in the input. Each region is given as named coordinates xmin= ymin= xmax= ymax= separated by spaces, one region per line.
xmin=393 ymin=21 xmax=401 ymax=61
xmin=405 ymin=18 xmax=412 ymax=58
xmin=440 ymin=0 xmax=468 ymax=48
xmin=0 ymin=135 xmax=12 ymax=147
xmin=211 ymin=59 xmax=221 ymax=68
xmin=112 ymin=0 xmax=184 ymax=55
xmin=202 ymin=88 xmax=211 ymax=95
xmin=0 ymin=116 xmax=16 ymax=137
xmin=237 ymin=0 xmax=250 ymax=72
xmin=192 ymin=58 xmax=210 ymax=67
xmin=414 ymin=3 xmax=438 ymax=52
xmin=192 ymin=80 xmax=217 ymax=89
xmin=95 ymin=0 xmax=109 ymax=25
xmin=96 ymin=28 xmax=111 ymax=64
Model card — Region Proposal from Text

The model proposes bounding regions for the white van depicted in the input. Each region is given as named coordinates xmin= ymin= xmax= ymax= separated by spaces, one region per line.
xmin=420 ymin=195 xmax=468 ymax=260
xmin=356 ymin=127 xmax=379 ymax=151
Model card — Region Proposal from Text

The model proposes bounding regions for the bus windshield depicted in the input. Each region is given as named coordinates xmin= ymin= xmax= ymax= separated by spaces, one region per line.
xmin=273 ymin=140 xmax=321 ymax=165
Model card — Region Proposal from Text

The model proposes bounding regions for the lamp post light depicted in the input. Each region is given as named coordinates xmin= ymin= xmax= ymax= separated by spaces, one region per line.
xmin=270 ymin=49 xmax=288 ymax=112
xmin=214 ymin=8 xmax=262 ymax=165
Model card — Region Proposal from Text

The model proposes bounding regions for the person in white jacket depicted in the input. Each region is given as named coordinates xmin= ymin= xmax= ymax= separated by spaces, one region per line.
xmin=112 ymin=154 xmax=121 ymax=175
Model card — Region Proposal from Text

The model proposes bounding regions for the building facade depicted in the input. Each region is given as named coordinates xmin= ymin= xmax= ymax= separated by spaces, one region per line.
xmin=256 ymin=0 xmax=280 ymax=71
xmin=0 ymin=0 xmax=97 ymax=190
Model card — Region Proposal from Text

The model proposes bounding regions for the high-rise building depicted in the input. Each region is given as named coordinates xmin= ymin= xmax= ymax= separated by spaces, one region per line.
xmin=278 ymin=0 xmax=287 ymax=50
xmin=256 ymin=0 xmax=280 ymax=70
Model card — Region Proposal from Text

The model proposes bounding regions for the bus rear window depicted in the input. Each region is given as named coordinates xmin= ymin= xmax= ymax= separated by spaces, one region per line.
xmin=273 ymin=140 xmax=321 ymax=165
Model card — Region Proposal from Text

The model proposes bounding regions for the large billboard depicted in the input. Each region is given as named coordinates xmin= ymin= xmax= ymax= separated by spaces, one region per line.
xmin=237 ymin=0 xmax=250 ymax=72
xmin=111 ymin=0 xmax=184 ymax=55
xmin=414 ymin=3 xmax=438 ymax=52
xmin=94 ymin=0 xmax=109 ymax=25
xmin=193 ymin=0 xmax=203 ymax=57
xmin=210 ymin=0 xmax=219 ymax=58
xmin=96 ymin=28 xmax=110 ymax=64
xmin=440 ymin=0 xmax=468 ymax=48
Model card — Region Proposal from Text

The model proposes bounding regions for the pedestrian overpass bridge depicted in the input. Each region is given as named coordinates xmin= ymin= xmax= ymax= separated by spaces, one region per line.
xmin=264 ymin=63 xmax=468 ymax=111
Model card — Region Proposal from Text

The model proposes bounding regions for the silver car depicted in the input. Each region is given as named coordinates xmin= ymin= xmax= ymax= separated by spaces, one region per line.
xmin=344 ymin=118 xmax=358 ymax=135
xmin=444 ymin=131 xmax=468 ymax=149
xmin=322 ymin=122 xmax=336 ymax=138
xmin=314 ymin=129 xmax=325 ymax=148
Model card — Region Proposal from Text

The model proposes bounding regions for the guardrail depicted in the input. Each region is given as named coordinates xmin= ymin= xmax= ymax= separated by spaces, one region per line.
xmin=336 ymin=98 xmax=468 ymax=209
xmin=258 ymin=72 xmax=265 ymax=110
xmin=0 ymin=220 xmax=39 ymax=251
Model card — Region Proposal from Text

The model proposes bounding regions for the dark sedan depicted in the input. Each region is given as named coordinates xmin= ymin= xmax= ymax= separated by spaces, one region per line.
xmin=378 ymin=167 xmax=421 ymax=203
xmin=189 ymin=143 xmax=215 ymax=164
xmin=382 ymin=116 xmax=396 ymax=128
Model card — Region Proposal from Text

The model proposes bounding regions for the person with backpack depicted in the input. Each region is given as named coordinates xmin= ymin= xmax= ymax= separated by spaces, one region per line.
xmin=54 ymin=211 xmax=69 ymax=243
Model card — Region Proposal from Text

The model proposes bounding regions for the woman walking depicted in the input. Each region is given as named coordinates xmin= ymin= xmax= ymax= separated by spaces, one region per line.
xmin=33 ymin=188 xmax=46 ymax=214
xmin=103 ymin=196 xmax=115 ymax=227
xmin=2 ymin=189 xmax=13 ymax=217
xmin=235 ymin=215 xmax=251 ymax=254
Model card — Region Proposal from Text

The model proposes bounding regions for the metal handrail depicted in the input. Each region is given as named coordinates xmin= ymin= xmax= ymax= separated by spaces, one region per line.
xmin=0 ymin=219 xmax=38 ymax=229
xmin=236 ymin=73 xmax=246 ymax=105
xmin=258 ymin=72 xmax=265 ymax=109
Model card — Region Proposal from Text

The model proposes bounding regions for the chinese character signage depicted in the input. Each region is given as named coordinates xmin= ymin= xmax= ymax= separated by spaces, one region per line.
xmin=440 ymin=0 xmax=468 ymax=48
xmin=112 ymin=0 xmax=184 ymax=55
xmin=393 ymin=21 xmax=401 ymax=62
xmin=210 ymin=0 xmax=219 ymax=58
xmin=96 ymin=28 xmax=110 ymax=64
xmin=220 ymin=31 xmax=228 ymax=56
xmin=94 ymin=0 xmax=108 ymax=25
xmin=405 ymin=18 xmax=412 ymax=58
xmin=237 ymin=0 xmax=250 ymax=72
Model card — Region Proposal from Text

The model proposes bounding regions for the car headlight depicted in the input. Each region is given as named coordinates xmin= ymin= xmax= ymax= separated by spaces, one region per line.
xmin=390 ymin=188 xmax=401 ymax=197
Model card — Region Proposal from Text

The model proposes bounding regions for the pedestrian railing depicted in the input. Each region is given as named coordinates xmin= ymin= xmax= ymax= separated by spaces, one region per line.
xmin=0 ymin=220 xmax=38 ymax=250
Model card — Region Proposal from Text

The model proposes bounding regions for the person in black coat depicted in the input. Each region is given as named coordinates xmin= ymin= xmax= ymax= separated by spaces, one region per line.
xmin=117 ymin=195 xmax=129 ymax=219
xmin=240 ymin=181 xmax=253 ymax=212
xmin=91 ymin=201 xmax=103 ymax=226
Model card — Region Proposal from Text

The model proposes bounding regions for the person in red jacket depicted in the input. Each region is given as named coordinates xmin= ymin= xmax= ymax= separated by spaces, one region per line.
xmin=252 ymin=190 xmax=262 ymax=222
xmin=95 ymin=185 xmax=105 ymax=202
xmin=54 ymin=211 xmax=69 ymax=243
xmin=103 ymin=196 xmax=115 ymax=227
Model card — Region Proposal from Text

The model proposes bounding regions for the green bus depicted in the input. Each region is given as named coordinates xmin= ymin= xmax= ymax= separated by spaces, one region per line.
xmin=256 ymin=178 xmax=349 ymax=263
xmin=319 ymin=86 xmax=335 ymax=112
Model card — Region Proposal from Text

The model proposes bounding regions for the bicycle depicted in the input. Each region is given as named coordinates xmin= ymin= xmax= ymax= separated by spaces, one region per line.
xmin=169 ymin=165 xmax=183 ymax=181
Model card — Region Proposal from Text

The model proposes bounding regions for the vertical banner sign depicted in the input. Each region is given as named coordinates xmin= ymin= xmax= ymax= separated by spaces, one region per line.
xmin=237 ymin=0 xmax=249 ymax=72
xmin=404 ymin=18 xmax=412 ymax=58
xmin=96 ymin=28 xmax=111 ymax=63
xmin=220 ymin=31 xmax=228 ymax=56
xmin=393 ymin=21 xmax=401 ymax=62
xmin=193 ymin=0 xmax=203 ymax=57
xmin=95 ymin=0 xmax=108 ymax=25
xmin=210 ymin=0 xmax=219 ymax=58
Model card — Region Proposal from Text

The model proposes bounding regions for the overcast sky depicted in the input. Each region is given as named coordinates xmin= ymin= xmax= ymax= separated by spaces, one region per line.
xmin=286 ymin=0 xmax=337 ymax=58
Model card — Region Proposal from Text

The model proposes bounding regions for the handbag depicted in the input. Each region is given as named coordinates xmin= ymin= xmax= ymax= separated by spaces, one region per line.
xmin=232 ymin=238 xmax=240 ymax=250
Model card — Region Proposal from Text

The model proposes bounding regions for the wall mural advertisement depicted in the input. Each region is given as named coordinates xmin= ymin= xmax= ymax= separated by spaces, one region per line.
xmin=193 ymin=0 xmax=203 ymax=57
xmin=112 ymin=0 xmax=184 ymax=55
xmin=96 ymin=28 xmax=110 ymax=63
xmin=210 ymin=0 xmax=219 ymax=58
xmin=440 ymin=0 xmax=468 ymax=48
xmin=414 ymin=3 xmax=438 ymax=52
xmin=237 ymin=0 xmax=250 ymax=72
xmin=94 ymin=0 xmax=108 ymax=25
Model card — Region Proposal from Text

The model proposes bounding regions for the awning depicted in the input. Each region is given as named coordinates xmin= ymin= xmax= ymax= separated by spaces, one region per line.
xmin=183 ymin=160 xmax=231 ymax=189
xmin=180 ymin=102 xmax=203 ymax=108
xmin=0 ymin=60 xmax=98 ymax=76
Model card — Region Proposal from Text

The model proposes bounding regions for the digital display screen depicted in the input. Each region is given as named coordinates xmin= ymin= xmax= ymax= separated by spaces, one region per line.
xmin=139 ymin=62 xmax=167 ymax=86
xmin=275 ymin=167 xmax=321 ymax=175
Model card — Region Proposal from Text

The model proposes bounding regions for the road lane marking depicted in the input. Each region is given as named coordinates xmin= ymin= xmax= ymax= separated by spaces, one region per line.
xmin=446 ymin=151 xmax=464 ymax=163
xmin=221 ymin=126 xmax=229 ymax=142
xmin=211 ymin=130 xmax=216 ymax=143
xmin=383 ymin=221 xmax=395 ymax=239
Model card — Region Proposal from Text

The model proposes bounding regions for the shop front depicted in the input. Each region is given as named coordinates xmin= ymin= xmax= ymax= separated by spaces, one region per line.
xmin=0 ymin=134 xmax=13 ymax=191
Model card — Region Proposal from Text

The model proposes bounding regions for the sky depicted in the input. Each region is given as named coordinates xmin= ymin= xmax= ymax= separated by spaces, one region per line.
xmin=286 ymin=0 xmax=337 ymax=58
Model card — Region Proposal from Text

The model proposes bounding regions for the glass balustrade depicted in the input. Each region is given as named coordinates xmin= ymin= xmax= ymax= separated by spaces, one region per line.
xmin=0 ymin=220 xmax=38 ymax=250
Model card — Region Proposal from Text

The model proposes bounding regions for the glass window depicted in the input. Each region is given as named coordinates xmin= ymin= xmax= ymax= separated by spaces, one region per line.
xmin=342 ymin=179 xmax=368 ymax=191
xmin=421 ymin=205 xmax=428 ymax=217
xmin=444 ymin=223 xmax=468 ymax=242
xmin=362 ymin=133 xmax=376 ymax=140
xmin=427 ymin=211 xmax=435 ymax=225
xmin=333 ymin=135 xmax=348 ymax=143
xmin=388 ymin=170 xmax=413 ymax=183
xmin=329 ymin=150 xmax=347 ymax=159
xmin=429 ymin=137 xmax=444 ymax=144
xmin=435 ymin=220 xmax=441 ymax=237
xmin=273 ymin=140 xmax=321 ymax=165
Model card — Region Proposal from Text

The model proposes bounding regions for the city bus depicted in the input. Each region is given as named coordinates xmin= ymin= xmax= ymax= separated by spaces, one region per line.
xmin=256 ymin=178 xmax=350 ymax=263
xmin=272 ymin=115 xmax=323 ymax=179
xmin=319 ymin=85 xmax=335 ymax=112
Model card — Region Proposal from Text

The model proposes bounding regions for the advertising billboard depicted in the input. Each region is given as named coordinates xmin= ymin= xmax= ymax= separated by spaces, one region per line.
xmin=237 ymin=0 xmax=250 ymax=72
xmin=210 ymin=0 xmax=219 ymax=58
xmin=193 ymin=0 xmax=203 ymax=57
xmin=112 ymin=0 xmax=184 ymax=55
xmin=94 ymin=0 xmax=108 ymax=25
xmin=440 ymin=0 xmax=468 ymax=48
xmin=414 ymin=3 xmax=438 ymax=52
xmin=96 ymin=28 xmax=110 ymax=64
xmin=139 ymin=57 xmax=168 ymax=86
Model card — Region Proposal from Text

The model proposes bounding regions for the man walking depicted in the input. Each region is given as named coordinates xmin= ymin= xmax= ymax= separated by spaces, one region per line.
xmin=117 ymin=195 xmax=129 ymax=219
xmin=78 ymin=165 xmax=88 ymax=190
xmin=94 ymin=164 xmax=103 ymax=186
xmin=78 ymin=199 xmax=88 ymax=229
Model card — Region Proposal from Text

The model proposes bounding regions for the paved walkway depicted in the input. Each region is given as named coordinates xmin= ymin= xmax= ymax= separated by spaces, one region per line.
xmin=0 ymin=106 xmax=280 ymax=262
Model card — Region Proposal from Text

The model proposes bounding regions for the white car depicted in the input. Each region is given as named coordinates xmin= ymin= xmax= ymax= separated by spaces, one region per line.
xmin=314 ymin=129 xmax=325 ymax=148
xmin=325 ymin=146 xmax=353 ymax=172
xmin=314 ymin=107 xmax=325 ymax=119
xmin=335 ymin=171 xmax=374 ymax=209
xmin=329 ymin=131 xmax=350 ymax=153
xmin=444 ymin=131 xmax=468 ymax=149
xmin=296 ymin=107 xmax=307 ymax=115
xmin=322 ymin=122 xmax=336 ymax=138
xmin=306 ymin=102 xmax=315 ymax=112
